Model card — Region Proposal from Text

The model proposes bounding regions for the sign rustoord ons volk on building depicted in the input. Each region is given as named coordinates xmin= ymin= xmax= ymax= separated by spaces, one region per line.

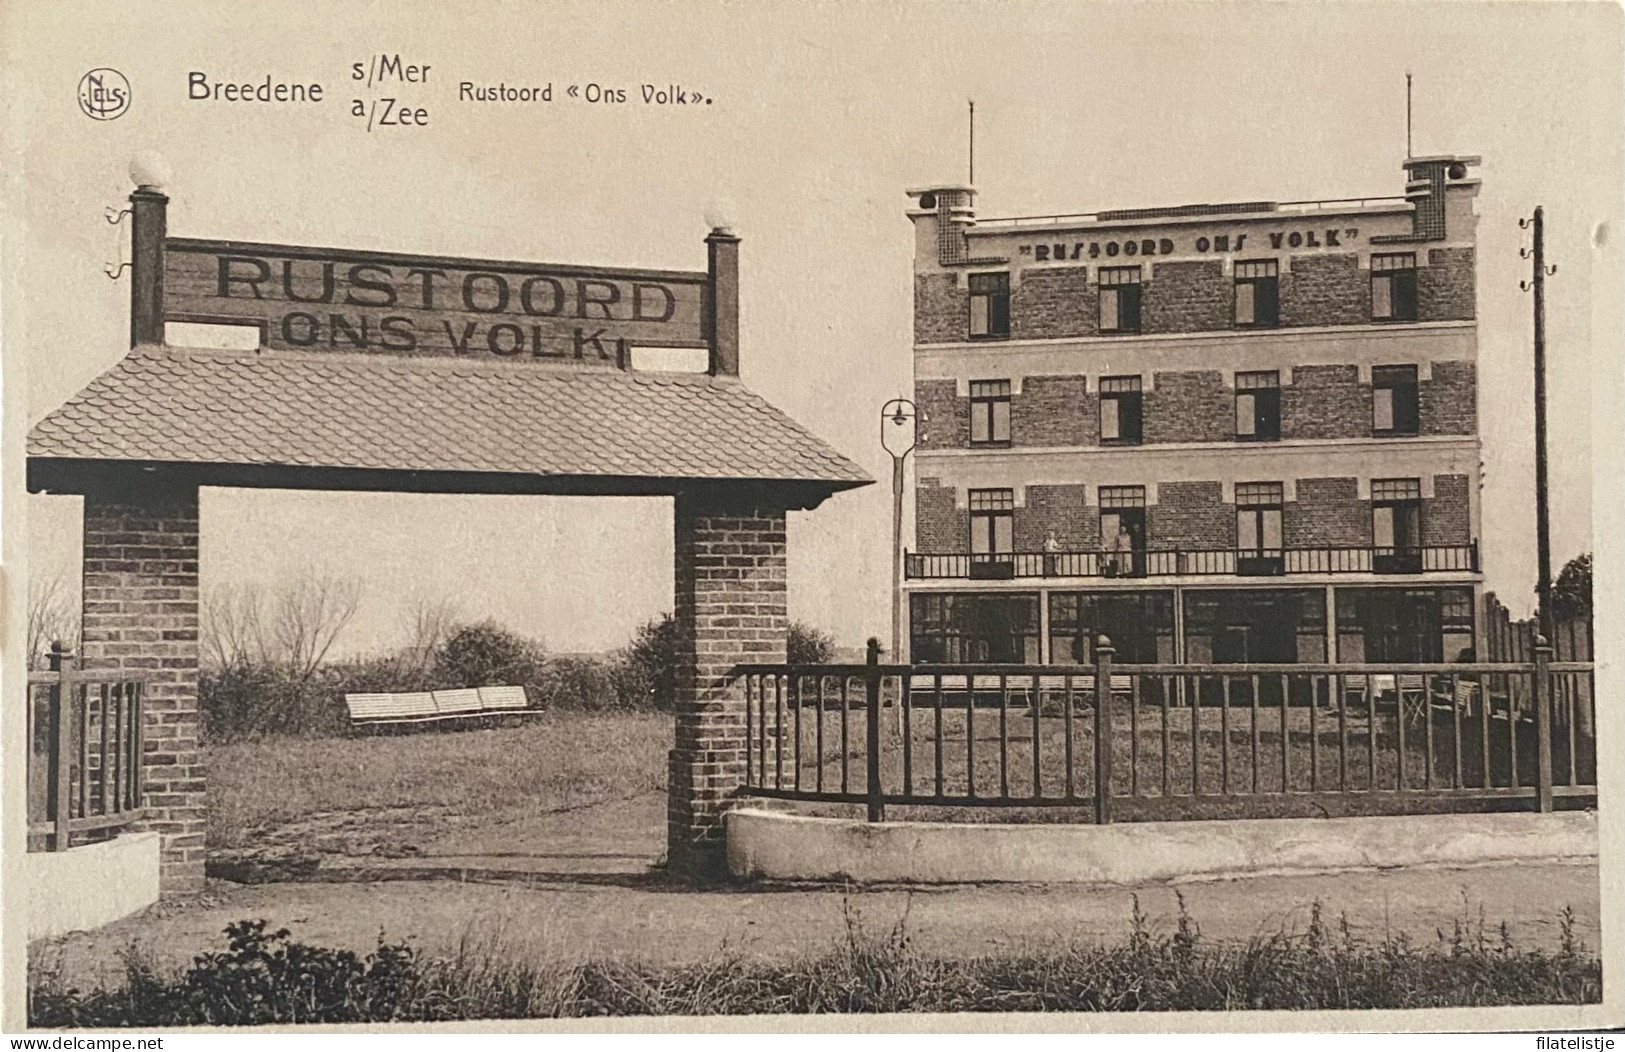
xmin=1018 ymin=226 xmax=1370 ymax=263
xmin=163 ymin=239 xmax=709 ymax=364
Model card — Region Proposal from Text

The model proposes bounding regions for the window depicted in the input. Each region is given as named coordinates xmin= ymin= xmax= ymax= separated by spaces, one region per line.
xmin=910 ymin=593 xmax=1040 ymax=664
xmin=1234 ymin=370 xmax=1281 ymax=441
xmin=1371 ymin=253 xmax=1417 ymax=322
xmin=968 ymin=488 xmax=1015 ymax=578
xmin=1233 ymin=260 xmax=1279 ymax=327
xmin=1185 ymin=589 xmax=1326 ymax=668
xmin=1371 ymin=478 xmax=1423 ymax=573
xmin=1098 ymin=266 xmax=1142 ymax=334
xmin=968 ymin=272 xmax=1010 ymax=338
xmin=1371 ymin=364 xmax=1420 ymax=435
xmin=1099 ymin=375 xmax=1143 ymax=445
xmin=1336 ymin=587 xmax=1470 ymax=662
xmin=1235 ymin=482 xmax=1285 ymax=576
xmin=1049 ymin=591 xmax=1174 ymax=665
xmin=1099 ymin=486 xmax=1147 ymax=578
xmin=968 ymin=380 xmax=1012 ymax=446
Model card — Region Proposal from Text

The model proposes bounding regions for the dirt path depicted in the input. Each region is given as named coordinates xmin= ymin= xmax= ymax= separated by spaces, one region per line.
xmin=32 ymin=861 xmax=1600 ymax=993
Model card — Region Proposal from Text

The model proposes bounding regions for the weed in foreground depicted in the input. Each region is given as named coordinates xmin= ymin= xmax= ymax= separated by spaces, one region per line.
xmin=29 ymin=895 xmax=1601 ymax=1025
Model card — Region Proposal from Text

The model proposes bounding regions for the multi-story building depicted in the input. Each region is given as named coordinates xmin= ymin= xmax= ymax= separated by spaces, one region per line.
xmin=903 ymin=155 xmax=1484 ymax=669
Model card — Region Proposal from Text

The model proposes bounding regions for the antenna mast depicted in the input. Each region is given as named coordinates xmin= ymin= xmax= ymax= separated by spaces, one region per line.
xmin=1405 ymin=72 xmax=1413 ymax=158
xmin=968 ymin=99 xmax=975 ymax=185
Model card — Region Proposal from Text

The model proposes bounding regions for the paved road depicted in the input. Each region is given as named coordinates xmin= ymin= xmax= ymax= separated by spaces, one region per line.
xmin=32 ymin=860 xmax=1601 ymax=992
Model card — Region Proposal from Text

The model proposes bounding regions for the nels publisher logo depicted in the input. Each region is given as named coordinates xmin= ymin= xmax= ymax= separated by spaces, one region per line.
xmin=77 ymin=68 xmax=130 ymax=120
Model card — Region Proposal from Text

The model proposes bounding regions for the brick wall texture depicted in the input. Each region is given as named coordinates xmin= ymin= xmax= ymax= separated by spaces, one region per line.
xmin=1148 ymin=481 xmax=1233 ymax=549
xmin=1011 ymin=376 xmax=1094 ymax=446
xmin=1279 ymin=254 xmax=1369 ymax=327
xmin=914 ymin=248 xmax=1476 ymax=339
xmin=1144 ymin=261 xmax=1231 ymax=334
xmin=1419 ymin=248 xmax=1476 ymax=322
xmin=1282 ymin=365 xmax=1370 ymax=440
xmin=80 ymin=485 xmax=203 ymax=894
xmin=915 ymin=477 xmax=964 ymax=553
xmin=1424 ymin=473 xmax=1473 ymax=546
xmin=1011 ymin=267 xmax=1095 ymax=340
xmin=1016 ymin=484 xmax=1093 ymax=549
xmin=1421 ymin=360 xmax=1478 ymax=435
xmin=914 ymin=272 xmax=967 ymax=344
xmin=667 ymin=498 xmax=787 ymax=877
xmin=915 ymin=379 xmax=968 ymax=451
xmin=1143 ymin=371 xmax=1232 ymax=444
xmin=1284 ymin=477 xmax=1370 ymax=547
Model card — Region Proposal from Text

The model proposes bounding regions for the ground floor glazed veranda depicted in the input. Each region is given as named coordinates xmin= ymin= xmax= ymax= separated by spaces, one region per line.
xmin=906 ymin=583 xmax=1478 ymax=666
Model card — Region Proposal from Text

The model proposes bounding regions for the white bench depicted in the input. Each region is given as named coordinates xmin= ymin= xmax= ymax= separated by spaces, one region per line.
xmin=344 ymin=685 xmax=536 ymax=731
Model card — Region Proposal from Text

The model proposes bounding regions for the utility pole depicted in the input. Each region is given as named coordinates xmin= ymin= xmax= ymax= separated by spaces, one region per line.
xmin=1520 ymin=207 xmax=1557 ymax=636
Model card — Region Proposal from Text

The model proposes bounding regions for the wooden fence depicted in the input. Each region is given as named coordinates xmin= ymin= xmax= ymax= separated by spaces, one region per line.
xmin=26 ymin=644 xmax=146 ymax=852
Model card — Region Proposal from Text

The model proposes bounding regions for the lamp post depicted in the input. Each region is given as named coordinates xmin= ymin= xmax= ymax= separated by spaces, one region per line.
xmin=881 ymin=399 xmax=918 ymax=664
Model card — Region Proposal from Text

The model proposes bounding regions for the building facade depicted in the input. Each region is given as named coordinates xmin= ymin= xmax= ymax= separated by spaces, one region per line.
xmin=904 ymin=156 xmax=1483 ymax=669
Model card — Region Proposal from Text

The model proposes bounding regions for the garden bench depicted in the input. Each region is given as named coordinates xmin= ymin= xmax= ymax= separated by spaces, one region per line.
xmin=344 ymin=685 xmax=536 ymax=733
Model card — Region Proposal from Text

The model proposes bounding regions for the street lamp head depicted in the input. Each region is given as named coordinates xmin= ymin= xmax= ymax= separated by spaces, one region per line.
xmin=880 ymin=398 xmax=917 ymax=460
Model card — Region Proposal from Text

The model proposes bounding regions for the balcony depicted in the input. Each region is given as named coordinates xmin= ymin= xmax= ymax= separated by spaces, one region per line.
xmin=905 ymin=543 xmax=1478 ymax=581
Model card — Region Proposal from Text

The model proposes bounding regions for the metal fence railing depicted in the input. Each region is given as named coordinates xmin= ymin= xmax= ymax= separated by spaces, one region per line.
xmin=734 ymin=636 xmax=1594 ymax=823
xmin=26 ymin=644 xmax=146 ymax=852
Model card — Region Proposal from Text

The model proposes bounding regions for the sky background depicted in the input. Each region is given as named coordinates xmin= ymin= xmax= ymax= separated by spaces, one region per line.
xmin=5 ymin=0 xmax=1621 ymax=657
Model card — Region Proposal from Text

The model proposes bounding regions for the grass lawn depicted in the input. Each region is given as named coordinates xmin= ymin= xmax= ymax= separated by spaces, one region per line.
xmin=206 ymin=712 xmax=670 ymax=859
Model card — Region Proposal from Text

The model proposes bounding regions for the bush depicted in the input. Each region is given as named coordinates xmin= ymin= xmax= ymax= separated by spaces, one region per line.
xmin=435 ymin=620 xmax=544 ymax=690
xmin=538 ymin=656 xmax=621 ymax=711
xmin=787 ymin=621 xmax=836 ymax=665
xmin=200 ymin=664 xmax=349 ymax=741
xmin=611 ymin=614 xmax=679 ymax=711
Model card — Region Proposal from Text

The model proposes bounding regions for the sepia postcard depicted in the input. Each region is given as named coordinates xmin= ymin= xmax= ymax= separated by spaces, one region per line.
xmin=1 ymin=0 xmax=1621 ymax=1038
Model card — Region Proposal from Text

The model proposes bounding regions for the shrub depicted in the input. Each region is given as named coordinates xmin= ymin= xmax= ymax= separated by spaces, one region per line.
xmin=538 ymin=656 xmax=620 ymax=711
xmin=611 ymin=613 xmax=679 ymax=711
xmin=200 ymin=664 xmax=348 ymax=741
xmin=787 ymin=621 xmax=836 ymax=665
xmin=434 ymin=620 xmax=544 ymax=690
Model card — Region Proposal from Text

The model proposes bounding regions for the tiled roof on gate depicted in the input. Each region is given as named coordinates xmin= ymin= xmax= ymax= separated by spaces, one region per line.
xmin=26 ymin=345 xmax=872 ymax=487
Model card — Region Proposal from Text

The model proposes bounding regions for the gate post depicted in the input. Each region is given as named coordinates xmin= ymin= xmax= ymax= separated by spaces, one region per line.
xmin=667 ymin=492 xmax=787 ymax=877
xmin=1094 ymin=634 xmax=1115 ymax=825
xmin=1534 ymin=634 xmax=1554 ymax=813
xmin=80 ymin=479 xmax=202 ymax=892
xmin=49 ymin=647 xmax=77 ymax=853
xmin=864 ymin=638 xmax=885 ymax=822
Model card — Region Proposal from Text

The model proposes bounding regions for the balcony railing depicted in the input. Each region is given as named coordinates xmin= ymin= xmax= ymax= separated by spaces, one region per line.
xmin=27 ymin=644 xmax=146 ymax=852
xmin=905 ymin=543 xmax=1479 ymax=581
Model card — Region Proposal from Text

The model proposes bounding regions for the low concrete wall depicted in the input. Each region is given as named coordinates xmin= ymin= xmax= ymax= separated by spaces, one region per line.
xmin=27 ymin=832 xmax=161 ymax=940
xmin=726 ymin=809 xmax=1598 ymax=885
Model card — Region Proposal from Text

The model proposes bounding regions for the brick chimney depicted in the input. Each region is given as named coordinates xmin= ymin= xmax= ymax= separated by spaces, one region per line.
xmin=706 ymin=226 xmax=739 ymax=377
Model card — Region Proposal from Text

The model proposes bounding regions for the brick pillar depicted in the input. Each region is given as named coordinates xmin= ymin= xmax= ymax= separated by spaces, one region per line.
xmin=80 ymin=482 xmax=203 ymax=893
xmin=667 ymin=494 xmax=787 ymax=877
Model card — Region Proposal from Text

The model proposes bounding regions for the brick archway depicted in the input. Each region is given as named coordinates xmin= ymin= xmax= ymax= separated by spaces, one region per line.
xmin=27 ymin=184 xmax=870 ymax=893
